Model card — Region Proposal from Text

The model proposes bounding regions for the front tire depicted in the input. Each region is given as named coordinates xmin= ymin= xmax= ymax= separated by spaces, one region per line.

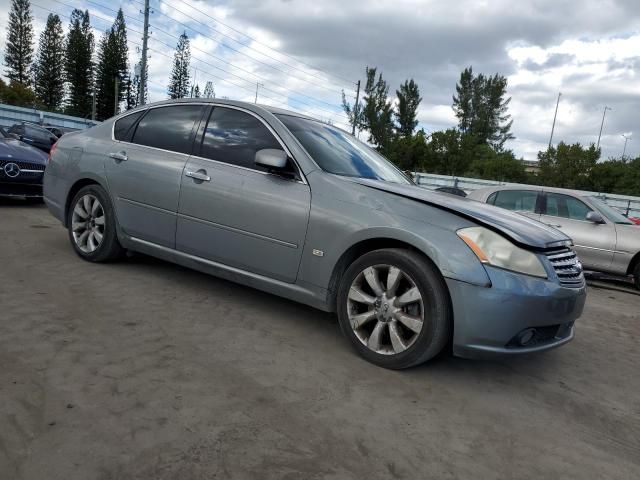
xmin=336 ymin=248 xmax=452 ymax=369
xmin=67 ymin=184 xmax=124 ymax=262
xmin=633 ymin=263 xmax=640 ymax=290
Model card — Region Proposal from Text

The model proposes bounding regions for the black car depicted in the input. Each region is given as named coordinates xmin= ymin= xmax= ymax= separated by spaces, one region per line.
xmin=45 ymin=125 xmax=79 ymax=138
xmin=0 ymin=127 xmax=50 ymax=198
xmin=435 ymin=186 xmax=468 ymax=197
xmin=7 ymin=122 xmax=58 ymax=153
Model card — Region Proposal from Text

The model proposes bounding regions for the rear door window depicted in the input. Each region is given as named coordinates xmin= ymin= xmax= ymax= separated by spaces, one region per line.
xmin=131 ymin=105 xmax=204 ymax=155
xmin=491 ymin=190 xmax=539 ymax=212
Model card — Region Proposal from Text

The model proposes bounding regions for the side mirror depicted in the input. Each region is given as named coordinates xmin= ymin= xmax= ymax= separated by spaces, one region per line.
xmin=255 ymin=148 xmax=288 ymax=170
xmin=586 ymin=211 xmax=605 ymax=224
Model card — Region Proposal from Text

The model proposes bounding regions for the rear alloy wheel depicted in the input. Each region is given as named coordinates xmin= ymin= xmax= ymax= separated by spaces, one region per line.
xmin=67 ymin=185 xmax=124 ymax=262
xmin=337 ymin=249 xmax=452 ymax=369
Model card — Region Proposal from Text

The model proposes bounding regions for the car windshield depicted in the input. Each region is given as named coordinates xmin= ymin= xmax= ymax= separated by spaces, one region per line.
xmin=588 ymin=196 xmax=634 ymax=224
xmin=276 ymin=114 xmax=412 ymax=184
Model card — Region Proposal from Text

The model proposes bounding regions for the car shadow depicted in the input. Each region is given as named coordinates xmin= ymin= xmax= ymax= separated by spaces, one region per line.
xmin=0 ymin=197 xmax=45 ymax=207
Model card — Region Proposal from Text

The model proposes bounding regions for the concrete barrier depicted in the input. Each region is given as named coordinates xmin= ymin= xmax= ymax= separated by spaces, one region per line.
xmin=0 ymin=102 xmax=99 ymax=130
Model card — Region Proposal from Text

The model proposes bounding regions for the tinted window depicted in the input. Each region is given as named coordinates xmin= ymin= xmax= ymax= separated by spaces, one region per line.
xmin=492 ymin=190 xmax=538 ymax=212
xmin=132 ymin=105 xmax=203 ymax=154
xmin=114 ymin=111 xmax=144 ymax=141
xmin=199 ymin=107 xmax=283 ymax=172
xmin=276 ymin=114 xmax=411 ymax=184
xmin=545 ymin=193 xmax=593 ymax=220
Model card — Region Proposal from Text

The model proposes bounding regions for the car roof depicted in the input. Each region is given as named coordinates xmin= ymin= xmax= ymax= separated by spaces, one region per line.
xmin=470 ymin=184 xmax=590 ymax=198
xmin=122 ymin=98 xmax=318 ymax=122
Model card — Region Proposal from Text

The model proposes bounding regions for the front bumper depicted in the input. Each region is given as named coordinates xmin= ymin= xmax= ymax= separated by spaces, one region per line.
xmin=447 ymin=265 xmax=587 ymax=359
xmin=0 ymin=180 xmax=43 ymax=197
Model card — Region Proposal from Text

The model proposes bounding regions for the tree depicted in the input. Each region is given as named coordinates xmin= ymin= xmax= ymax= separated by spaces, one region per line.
xmin=33 ymin=14 xmax=65 ymax=110
xmin=452 ymin=66 xmax=514 ymax=150
xmin=361 ymin=66 xmax=394 ymax=153
xmin=65 ymin=9 xmax=94 ymax=117
xmin=467 ymin=147 xmax=527 ymax=183
xmin=94 ymin=9 xmax=128 ymax=120
xmin=537 ymin=142 xmax=599 ymax=190
xmin=203 ymin=81 xmax=215 ymax=98
xmin=341 ymin=88 xmax=363 ymax=134
xmin=395 ymin=79 xmax=421 ymax=137
xmin=168 ymin=32 xmax=191 ymax=99
xmin=0 ymin=77 xmax=40 ymax=107
xmin=192 ymin=84 xmax=201 ymax=98
xmin=4 ymin=0 xmax=34 ymax=85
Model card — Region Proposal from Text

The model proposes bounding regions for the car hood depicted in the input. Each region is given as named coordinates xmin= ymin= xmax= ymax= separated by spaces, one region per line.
xmin=349 ymin=178 xmax=571 ymax=250
xmin=0 ymin=138 xmax=49 ymax=164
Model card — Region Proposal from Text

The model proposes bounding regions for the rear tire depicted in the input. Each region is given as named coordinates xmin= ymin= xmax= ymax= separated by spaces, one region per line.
xmin=67 ymin=184 xmax=124 ymax=262
xmin=336 ymin=248 xmax=452 ymax=369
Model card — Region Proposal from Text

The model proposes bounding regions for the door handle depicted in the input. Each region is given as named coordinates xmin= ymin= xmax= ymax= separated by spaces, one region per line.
xmin=185 ymin=170 xmax=211 ymax=182
xmin=108 ymin=151 xmax=128 ymax=162
xmin=546 ymin=223 xmax=562 ymax=228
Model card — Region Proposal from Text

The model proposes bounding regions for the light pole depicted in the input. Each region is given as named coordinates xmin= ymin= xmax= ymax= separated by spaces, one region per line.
xmin=621 ymin=134 xmax=631 ymax=160
xmin=596 ymin=106 xmax=611 ymax=150
xmin=254 ymin=82 xmax=264 ymax=104
xmin=548 ymin=92 xmax=561 ymax=149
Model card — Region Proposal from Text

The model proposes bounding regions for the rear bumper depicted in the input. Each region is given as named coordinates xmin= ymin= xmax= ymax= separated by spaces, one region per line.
xmin=447 ymin=266 xmax=587 ymax=359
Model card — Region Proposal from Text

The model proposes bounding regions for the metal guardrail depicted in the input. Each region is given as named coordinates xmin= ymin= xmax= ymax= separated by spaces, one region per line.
xmin=0 ymin=102 xmax=98 ymax=130
xmin=413 ymin=172 xmax=640 ymax=218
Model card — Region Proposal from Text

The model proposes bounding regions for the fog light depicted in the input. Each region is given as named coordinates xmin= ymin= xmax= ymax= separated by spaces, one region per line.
xmin=518 ymin=328 xmax=536 ymax=346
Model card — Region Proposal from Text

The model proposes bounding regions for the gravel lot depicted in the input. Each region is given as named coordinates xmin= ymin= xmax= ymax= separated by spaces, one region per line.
xmin=1 ymin=200 xmax=639 ymax=480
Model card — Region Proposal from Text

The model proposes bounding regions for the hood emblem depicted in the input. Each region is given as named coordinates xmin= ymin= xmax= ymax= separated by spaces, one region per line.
xmin=4 ymin=162 xmax=20 ymax=178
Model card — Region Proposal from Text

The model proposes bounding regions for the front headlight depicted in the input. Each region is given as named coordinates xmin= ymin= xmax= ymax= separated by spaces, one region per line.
xmin=457 ymin=226 xmax=547 ymax=278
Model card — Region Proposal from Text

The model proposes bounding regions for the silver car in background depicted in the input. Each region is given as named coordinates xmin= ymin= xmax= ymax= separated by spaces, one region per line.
xmin=468 ymin=186 xmax=640 ymax=289
xmin=44 ymin=99 xmax=586 ymax=369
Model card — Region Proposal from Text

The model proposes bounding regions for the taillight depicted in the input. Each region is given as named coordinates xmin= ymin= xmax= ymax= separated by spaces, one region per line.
xmin=48 ymin=141 xmax=58 ymax=164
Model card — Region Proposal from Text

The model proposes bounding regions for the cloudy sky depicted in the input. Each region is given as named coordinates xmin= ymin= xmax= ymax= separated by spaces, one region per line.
xmin=1 ymin=0 xmax=639 ymax=160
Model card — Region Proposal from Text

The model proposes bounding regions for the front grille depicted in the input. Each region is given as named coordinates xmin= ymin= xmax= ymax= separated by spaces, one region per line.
xmin=545 ymin=248 xmax=585 ymax=288
xmin=0 ymin=159 xmax=46 ymax=171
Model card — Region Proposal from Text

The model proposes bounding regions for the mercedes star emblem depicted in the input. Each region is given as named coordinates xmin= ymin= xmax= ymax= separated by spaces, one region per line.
xmin=4 ymin=162 xmax=20 ymax=178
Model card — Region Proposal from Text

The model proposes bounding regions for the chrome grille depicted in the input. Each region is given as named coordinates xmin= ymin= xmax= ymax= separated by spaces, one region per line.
xmin=545 ymin=248 xmax=584 ymax=288
xmin=0 ymin=159 xmax=46 ymax=171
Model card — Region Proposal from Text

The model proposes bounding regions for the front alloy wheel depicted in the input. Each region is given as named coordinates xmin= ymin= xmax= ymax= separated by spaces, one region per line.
xmin=348 ymin=265 xmax=424 ymax=355
xmin=337 ymin=248 xmax=452 ymax=369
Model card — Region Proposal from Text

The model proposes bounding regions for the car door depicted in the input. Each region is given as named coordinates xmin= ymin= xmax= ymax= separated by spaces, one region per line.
xmin=487 ymin=189 xmax=542 ymax=221
xmin=539 ymin=192 xmax=616 ymax=270
xmin=104 ymin=104 xmax=206 ymax=248
xmin=176 ymin=105 xmax=311 ymax=283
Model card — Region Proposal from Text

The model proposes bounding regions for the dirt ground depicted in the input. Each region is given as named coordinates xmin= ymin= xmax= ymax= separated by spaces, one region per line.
xmin=1 ymin=200 xmax=639 ymax=480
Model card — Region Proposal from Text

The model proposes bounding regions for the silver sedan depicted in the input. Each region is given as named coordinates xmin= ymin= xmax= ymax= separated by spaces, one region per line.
xmin=468 ymin=186 xmax=640 ymax=289
xmin=44 ymin=99 xmax=586 ymax=368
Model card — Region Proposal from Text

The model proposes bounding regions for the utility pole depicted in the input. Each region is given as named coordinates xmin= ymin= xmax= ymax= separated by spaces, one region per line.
xmin=139 ymin=0 xmax=150 ymax=106
xmin=621 ymin=134 xmax=631 ymax=160
xmin=352 ymin=79 xmax=361 ymax=136
xmin=596 ymin=106 xmax=611 ymax=150
xmin=114 ymin=76 xmax=120 ymax=116
xmin=254 ymin=82 xmax=263 ymax=103
xmin=548 ymin=92 xmax=561 ymax=150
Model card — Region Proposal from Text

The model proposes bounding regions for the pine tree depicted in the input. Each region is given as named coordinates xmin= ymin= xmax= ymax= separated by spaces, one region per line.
xmin=203 ymin=81 xmax=215 ymax=99
xmin=361 ymin=66 xmax=394 ymax=152
xmin=94 ymin=9 xmax=128 ymax=120
xmin=65 ymin=9 xmax=94 ymax=117
xmin=193 ymin=84 xmax=201 ymax=98
xmin=33 ymin=14 xmax=65 ymax=110
xmin=452 ymin=66 xmax=514 ymax=149
xmin=395 ymin=79 xmax=421 ymax=138
xmin=168 ymin=32 xmax=191 ymax=99
xmin=4 ymin=0 xmax=34 ymax=85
